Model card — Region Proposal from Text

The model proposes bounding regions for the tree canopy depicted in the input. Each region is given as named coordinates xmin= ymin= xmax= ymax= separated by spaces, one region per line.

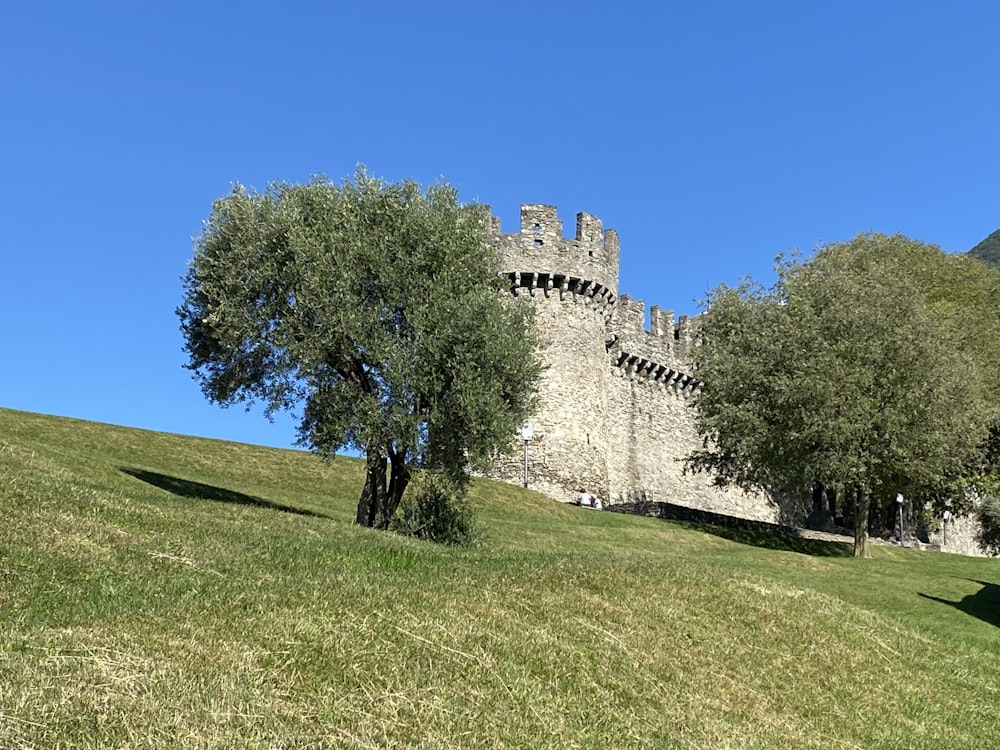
xmin=178 ymin=169 xmax=541 ymax=528
xmin=688 ymin=233 xmax=996 ymax=557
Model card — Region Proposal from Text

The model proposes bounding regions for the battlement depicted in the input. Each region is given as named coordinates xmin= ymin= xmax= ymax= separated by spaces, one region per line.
xmin=609 ymin=296 xmax=700 ymax=386
xmin=492 ymin=204 xmax=620 ymax=295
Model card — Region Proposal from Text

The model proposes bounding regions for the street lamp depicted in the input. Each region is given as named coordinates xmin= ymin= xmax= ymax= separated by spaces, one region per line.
xmin=520 ymin=421 xmax=534 ymax=488
xmin=896 ymin=493 xmax=907 ymax=547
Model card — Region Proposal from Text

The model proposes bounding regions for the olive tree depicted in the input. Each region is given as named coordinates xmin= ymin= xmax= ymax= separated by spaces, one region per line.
xmin=688 ymin=233 xmax=993 ymax=557
xmin=178 ymin=169 xmax=541 ymax=528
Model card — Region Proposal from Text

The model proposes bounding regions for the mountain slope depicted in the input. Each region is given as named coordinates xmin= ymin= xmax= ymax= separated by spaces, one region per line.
xmin=968 ymin=227 xmax=1000 ymax=269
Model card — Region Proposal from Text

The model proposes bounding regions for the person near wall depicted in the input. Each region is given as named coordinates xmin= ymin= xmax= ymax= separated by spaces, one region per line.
xmin=576 ymin=488 xmax=592 ymax=507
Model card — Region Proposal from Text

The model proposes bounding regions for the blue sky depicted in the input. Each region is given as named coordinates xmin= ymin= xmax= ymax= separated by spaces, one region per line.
xmin=2 ymin=1 xmax=998 ymax=451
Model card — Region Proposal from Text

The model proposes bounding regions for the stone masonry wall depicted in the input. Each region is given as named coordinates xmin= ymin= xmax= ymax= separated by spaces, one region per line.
xmin=492 ymin=204 xmax=620 ymax=298
xmin=604 ymin=291 xmax=778 ymax=521
xmin=611 ymin=295 xmax=697 ymax=369
xmin=487 ymin=202 xmax=986 ymax=554
xmin=605 ymin=367 xmax=781 ymax=523
xmin=489 ymin=291 xmax=611 ymax=502
xmin=927 ymin=503 xmax=989 ymax=558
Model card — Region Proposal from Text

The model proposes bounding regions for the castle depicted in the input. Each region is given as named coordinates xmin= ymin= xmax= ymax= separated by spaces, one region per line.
xmin=483 ymin=203 xmax=993 ymax=557
xmin=487 ymin=204 xmax=783 ymax=524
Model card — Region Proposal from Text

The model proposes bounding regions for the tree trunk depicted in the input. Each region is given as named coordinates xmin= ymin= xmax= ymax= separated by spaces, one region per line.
xmin=383 ymin=450 xmax=411 ymax=527
xmin=355 ymin=450 xmax=411 ymax=530
xmin=356 ymin=453 xmax=388 ymax=528
xmin=853 ymin=485 xmax=871 ymax=558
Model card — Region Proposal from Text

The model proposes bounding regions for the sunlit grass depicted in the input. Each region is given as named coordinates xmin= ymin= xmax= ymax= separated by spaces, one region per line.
xmin=1 ymin=407 xmax=998 ymax=748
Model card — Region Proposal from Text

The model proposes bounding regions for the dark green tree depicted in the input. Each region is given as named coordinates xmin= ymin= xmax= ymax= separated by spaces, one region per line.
xmin=688 ymin=233 xmax=994 ymax=557
xmin=882 ymin=242 xmax=1000 ymax=531
xmin=178 ymin=169 xmax=541 ymax=529
xmin=970 ymin=427 xmax=1000 ymax=556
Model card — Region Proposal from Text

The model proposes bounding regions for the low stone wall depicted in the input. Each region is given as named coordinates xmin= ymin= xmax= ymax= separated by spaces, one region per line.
xmin=608 ymin=499 xmax=803 ymax=536
xmin=926 ymin=511 xmax=989 ymax=558
xmin=610 ymin=499 xmax=999 ymax=558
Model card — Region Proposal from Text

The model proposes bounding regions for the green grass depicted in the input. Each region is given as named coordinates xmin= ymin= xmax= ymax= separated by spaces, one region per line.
xmin=1 ymin=407 xmax=998 ymax=749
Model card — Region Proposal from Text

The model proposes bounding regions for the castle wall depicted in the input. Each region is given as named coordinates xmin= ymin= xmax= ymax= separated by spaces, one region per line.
xmin=605 ymin=308 xmax=780 ymax=523
xmin=487 ymin=202 xmax=986 ymax=555
xmin=611 ymin=295 xmax=696 ymax=370
xmin=934 ymin=514 xmax=986 ymax=557
xmin=489 ymin=204 xmax=772 ymax=515
xmin=927 ymin=503 xmax=989 ymax=557
xmin=486 ymin=290 xmax=612 ymax=501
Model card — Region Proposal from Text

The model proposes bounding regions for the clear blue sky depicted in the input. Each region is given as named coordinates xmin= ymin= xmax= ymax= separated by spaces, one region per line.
xmin=3 ymin=1 xmax=998 ymax=451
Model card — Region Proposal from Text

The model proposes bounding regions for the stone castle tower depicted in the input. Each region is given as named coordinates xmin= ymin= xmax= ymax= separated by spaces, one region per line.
xmin=488 ymin=204 xmax=775 ymax=522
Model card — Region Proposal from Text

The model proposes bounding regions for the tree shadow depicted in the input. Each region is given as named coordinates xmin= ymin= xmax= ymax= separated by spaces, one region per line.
xmin=610 ymin=500 xmax=853 ymax=557
xmin=919 ymin=579 xmax=1000 ymax=629
xmin=684 ymin=522 xmax=854 ymax=557
xmin=121 ymin=468 xmax=330 ymax=518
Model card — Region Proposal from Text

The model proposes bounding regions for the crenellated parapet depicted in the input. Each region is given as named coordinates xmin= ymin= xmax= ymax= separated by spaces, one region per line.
xmin=491 ymin=204 xmax=620 ymax=298
xmin=491 ymin=203 xmax=704 ymax=390
xmin=608 ymin=295 xmax=702 ymax=387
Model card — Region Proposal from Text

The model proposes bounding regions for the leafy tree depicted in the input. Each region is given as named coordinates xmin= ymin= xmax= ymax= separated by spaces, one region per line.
xmin=962 ymin=423 xmax=1000 ymax=556
xmin=894 ymin=243 xmax=1000 ymax=406
xmin=178 ymin=169 xmax=541 ymax=529
xmin=976 ymin=495 xmax=1000 ymax=556
xmin=688 ymin=233 xmax=994 ymax=557
xmin=889 ymin=248 xmax=1000 ymax=528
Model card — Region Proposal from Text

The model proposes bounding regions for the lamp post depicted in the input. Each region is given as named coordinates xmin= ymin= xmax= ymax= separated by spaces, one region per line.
xmin=520 ymin=422 xmax=533 ymax=488
xmin=896 ymin=493 xmax=906 ymax=547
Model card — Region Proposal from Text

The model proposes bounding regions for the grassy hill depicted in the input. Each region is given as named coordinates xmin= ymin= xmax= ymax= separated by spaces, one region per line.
xmin=1 ymin=407 xmax=998 ymax=749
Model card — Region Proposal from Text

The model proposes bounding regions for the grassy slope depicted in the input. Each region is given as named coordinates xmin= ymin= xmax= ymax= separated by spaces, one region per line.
xmin=1 ymin=407 xmax=998 ymax=750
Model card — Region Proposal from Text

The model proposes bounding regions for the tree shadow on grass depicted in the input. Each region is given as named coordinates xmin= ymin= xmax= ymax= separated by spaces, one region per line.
xmin=680 ymin=522 xmax=854 ymax=557
xmin=121 ymin=468 xmax=330 ymax=518
xmin=610 ymin=500 xmax=854 ymax=557
xmin=919 ymin=579 xmax=1000 ymax=629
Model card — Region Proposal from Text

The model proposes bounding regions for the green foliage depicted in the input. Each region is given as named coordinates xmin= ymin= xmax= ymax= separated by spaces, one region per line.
xmin=893 ymin=239 xmax=1000 ymax=405
xmin=976 ymin=494 xmax=1000 ymax=556
xmin=177 ymin=167 xmax=542 ymax=528
xmin=390 ymin=471 xmax=482 ymax=546
xmin=968 ymin=228 xmax=1000 ymax=270
xmin=968 ymin=428 xmax=1000 ymax=556
xmin=690 ymin=233 xmax=996 ymax=556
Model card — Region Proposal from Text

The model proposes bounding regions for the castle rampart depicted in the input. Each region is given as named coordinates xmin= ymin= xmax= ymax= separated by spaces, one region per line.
xmin=488 ymin=203 xmax=763 ymax=517
xmin=488 ymin=202 xmax=990 ymax=554
xmin=609 ymin=295 xmax=699 ymax=379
